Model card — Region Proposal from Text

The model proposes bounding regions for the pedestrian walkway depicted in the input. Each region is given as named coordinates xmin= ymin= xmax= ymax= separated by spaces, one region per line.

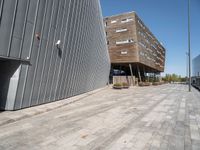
xmin=0 ymin=84 xmax=199 ymax=150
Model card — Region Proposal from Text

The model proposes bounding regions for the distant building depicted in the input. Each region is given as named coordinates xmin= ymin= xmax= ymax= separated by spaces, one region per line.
xmin=104 ymin=12 xmax=165 ymax=82
xmin=193 ymin=55 xmax=200 ymax=77
xmin=0 ymin=0 xmax=110 ymax=110
xmin=192 ymin=55 xmax=200 ymax=89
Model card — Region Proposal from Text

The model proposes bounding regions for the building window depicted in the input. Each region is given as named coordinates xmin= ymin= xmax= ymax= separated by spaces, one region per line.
xmin=121 ymin=18 xmax=133 ymax=23
xmin=138 ymin=20 xmax=145 ymax=29
xmin=116 ymin=40 xmax=129 ymax=45
xmin=121 ymin=50 xmax=128 ymax=55
xmin=129 ymin=39 xmax=134 ymax=43
xmin=138 ymin=20 xmax=143 ymax=27
xmin=146 ymin=32 xmax=154 ymax=40
xmin=116 ymin=29 xmax=128 ymax=33
xmin=104 ymin=22 xmax=108 ymax=27
xmin=116 ymin=39 xmax=134 ymax=45
xmin=107 ymin=41 xmax=109 ymax=45
xmin=111 ymin=20 xmax=117 ymax=23
xmin=139 ymin=51 xmax=145 ymax=56
xmin=138 ymin=31 xmax=146 ymax=38
xmin=151 ymin=44 xmax=157 ymax=50
xmin=138 ymin=41 xmax=146 ymax=48
xmin=145 ymin=39 xmax=150 ymax=44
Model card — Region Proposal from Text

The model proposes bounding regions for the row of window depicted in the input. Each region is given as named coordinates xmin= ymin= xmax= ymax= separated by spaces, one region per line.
xmin=139 ymin=50 xmax=164 ymax=63
xmin=138 ymin=41 xmax=146 ymax=48
xmin=157 ymin=56 xmax=164 ymax=62
xmin=107 ymin=39 xmax=134 ymax=45
xmin=147 ymin=48 xmax=153 ymax=53
xmin=108 ymin=38 xmax=163 ymax=57
xmin=105 ymin=28 xmax=128 ymax=37
xmin=138 ymin=20 xmax=145 ymax=30
xmin=116 ymin=39 xmax=134 ymax=45
xmin=116 ymin=28 xmax=128 ymax=33
xmin=106 ymin=28 xmax=128 ymax=36
xmin=104 ymin=18 xmax=133 ymax=27
xmin=114 ymin=49 xmax=164 ymax=67
xmin=137 ymin=40 xmax=164 ymax=60
xmin=137 ymin=22 xmax=164 ymax=55
xmin=138 ymin=31 xmax=146 ymax=38
xmin=156 ymin=50 xmax=162 ymax=55
xmin=145 ymin=31 xmax=154 ymax=41
xmin=138 ymin=38 xmax=163 ymax=55
xmin=121 ymin=18 xmax=133 ymax=23
xmin=138 ymin=31 xmax=158 ymax=49
xmin=155 ymin=62 xmax=164 ymax=68
xmin=151 ymin=44 xmax=157 ymax=50
xmin=140 ymin=51 xmax=156 ymax=62
xmin=157 ymin=45 xmax=165 ymax=53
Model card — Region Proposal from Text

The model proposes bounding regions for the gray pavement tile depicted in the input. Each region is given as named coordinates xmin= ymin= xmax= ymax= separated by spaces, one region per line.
xmin=0 ymin=84 xmax=199 ymax=150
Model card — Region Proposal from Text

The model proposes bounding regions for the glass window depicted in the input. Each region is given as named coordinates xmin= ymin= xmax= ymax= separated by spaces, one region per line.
xmin=116 ymin=29 xmax=128 ymax=33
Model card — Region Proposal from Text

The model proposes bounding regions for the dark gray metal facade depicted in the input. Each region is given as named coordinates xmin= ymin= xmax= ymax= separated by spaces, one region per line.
xmin=0 ymin=0 xmax=110 ymax=110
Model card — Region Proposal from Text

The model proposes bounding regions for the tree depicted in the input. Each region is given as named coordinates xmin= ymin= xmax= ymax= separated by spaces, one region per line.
xmin=162 ymin=74 xmax=186 ymax=83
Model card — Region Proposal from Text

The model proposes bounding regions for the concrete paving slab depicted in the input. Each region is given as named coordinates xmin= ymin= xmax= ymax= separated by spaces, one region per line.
xmin=0 ymin=84 xmax=200 ymax=150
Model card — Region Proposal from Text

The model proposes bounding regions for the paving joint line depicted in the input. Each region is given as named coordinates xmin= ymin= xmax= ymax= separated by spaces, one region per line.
xmin=0 ymin=86 xmax=109 ymax=127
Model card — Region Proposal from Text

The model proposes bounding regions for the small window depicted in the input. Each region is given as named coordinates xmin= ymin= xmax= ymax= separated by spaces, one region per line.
xmin=151 ymin=44 xmax=157 ymax=50
xmin=121 ymin=51 xmax=128 ymax=55
xmin=140 ymin=51 xmax=145 ymax=56
xmin=138 ymin=20 xmax=143 ymax=27
xmin=104 ymin=22 xmax=108 ymax=27
xmin=116 ymin=40 xmax=128 ymax=45
xmin=116 ymin=39 xmax=134 ymax=45
xmin=111 ymin=20 xmax=117 ymax=23
xmin=107 ymin=41 xmax=109 ymax=45
xmin=129 ymin=39 xmax=134 ymax=43
xmin=116 ymin=29 xmax=128 ymax=33
xmin=121 ymin=18 xmax=133 ymax=23
xmin=139 ymin=42 xmax=146 ymax=48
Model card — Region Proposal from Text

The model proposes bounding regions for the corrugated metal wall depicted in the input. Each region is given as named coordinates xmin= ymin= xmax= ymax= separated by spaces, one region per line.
xmin=0 ymin=0 xmax=110 ymax=110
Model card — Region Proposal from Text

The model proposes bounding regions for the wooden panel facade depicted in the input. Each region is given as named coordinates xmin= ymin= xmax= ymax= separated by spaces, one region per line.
xmin=104 ymin=12 xmax=165 ymax=73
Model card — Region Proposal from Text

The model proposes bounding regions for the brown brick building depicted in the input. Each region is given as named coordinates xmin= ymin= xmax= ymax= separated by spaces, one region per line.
xmin=104 ymin=12 xmax=165 ymax=82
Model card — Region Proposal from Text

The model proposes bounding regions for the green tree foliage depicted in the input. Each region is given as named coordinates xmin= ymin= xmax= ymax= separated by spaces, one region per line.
xmin=162 ymin=74 xmax=186 ymax=83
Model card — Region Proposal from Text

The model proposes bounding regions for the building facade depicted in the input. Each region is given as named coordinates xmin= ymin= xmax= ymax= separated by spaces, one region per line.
xmin=0 ymin=0 xmax=110 ymax=110
xmin=104 ymin=12 xmax=165 ymax=81
xmin=192 ymin=55 xmax=200 ymax=89
xmin=193 ymin=55 xmax=200 ymax=77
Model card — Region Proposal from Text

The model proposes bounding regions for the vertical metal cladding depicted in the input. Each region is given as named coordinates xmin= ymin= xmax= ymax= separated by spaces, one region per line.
xmin=0 ymin=0 xmax=110 ymax=110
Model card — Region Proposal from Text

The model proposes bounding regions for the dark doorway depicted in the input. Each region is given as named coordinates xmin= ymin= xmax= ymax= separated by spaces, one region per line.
xmin=0 ymin=59 xmax=20 ymax=110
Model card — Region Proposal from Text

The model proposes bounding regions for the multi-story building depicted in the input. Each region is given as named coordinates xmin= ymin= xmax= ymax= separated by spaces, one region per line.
xmin=192 ymin=55 xmax=200 ymax=89
xmin=104 ymin=12 xmax=165 ymax=81
xmin=0 ymin=0 xmax=110 ymax=110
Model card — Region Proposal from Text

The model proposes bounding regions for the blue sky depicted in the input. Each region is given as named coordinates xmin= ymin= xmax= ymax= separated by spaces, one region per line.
xmin=100 ymin=0 xmax=200 ymax=77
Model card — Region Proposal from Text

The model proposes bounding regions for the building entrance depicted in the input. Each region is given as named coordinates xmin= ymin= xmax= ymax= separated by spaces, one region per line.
xmin=0 ymin=59 xmax=20 ymax=110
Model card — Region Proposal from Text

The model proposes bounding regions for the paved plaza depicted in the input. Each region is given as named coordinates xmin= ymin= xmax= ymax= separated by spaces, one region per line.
xmin=0 ymin=84 xmax=200 ymax=150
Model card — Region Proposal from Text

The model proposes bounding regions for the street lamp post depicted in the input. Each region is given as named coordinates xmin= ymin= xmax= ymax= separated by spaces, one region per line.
xmin=188 ymin=0 xmax=191 ymax=92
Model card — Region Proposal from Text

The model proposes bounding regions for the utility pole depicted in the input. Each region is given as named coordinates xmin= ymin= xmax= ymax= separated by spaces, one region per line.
xmin=188 ymin=0 xmax=191 ymax=92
